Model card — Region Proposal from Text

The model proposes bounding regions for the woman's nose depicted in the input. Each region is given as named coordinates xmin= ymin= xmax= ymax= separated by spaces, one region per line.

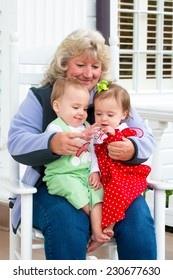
xmin=83 ymin=66 xmax=92 ymax=78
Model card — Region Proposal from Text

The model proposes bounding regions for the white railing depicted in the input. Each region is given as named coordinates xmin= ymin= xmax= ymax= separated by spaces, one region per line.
xmin=133 ymin=96 xmax=173 ymax=182
xmin=146 ymin=190 xmax=173 ymax=228
xmin=135 ymin=100 xmax=173 ymax=241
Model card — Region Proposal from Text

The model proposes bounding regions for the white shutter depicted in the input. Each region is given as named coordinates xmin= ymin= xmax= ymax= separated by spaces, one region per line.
xmin=117 ymin=0 xmax=173 ymax=94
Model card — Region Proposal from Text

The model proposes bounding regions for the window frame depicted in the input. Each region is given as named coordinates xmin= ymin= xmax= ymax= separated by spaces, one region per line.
xmin=110 ymin=0 xmax=173 ymax=94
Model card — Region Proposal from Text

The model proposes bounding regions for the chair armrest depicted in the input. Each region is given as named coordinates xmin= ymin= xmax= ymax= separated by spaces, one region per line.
xmin=1 ymin=177 xmax=37 ymax=195
xmin=147 ymin=178 xmax=173 ymax=260
xmin=147 ymin=178 xmax=173 ymax=191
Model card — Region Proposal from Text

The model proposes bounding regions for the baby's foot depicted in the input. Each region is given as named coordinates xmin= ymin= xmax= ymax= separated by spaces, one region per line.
xmin=91 ymin=232 xmax=110 ymax=243
xmin=87 ymin=240 xmax=102 ymax=253
xmin=87 ymin=231 xmax=111 ymax=253
xmin=103 ymin=228 xmax=114 ymax=238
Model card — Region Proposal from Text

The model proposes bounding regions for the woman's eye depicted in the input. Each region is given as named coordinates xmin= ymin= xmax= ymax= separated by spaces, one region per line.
xmin=93 ymin=65 xmax=99 ymax=69
xmin=76 ymin=64 xmax=84 ymax=67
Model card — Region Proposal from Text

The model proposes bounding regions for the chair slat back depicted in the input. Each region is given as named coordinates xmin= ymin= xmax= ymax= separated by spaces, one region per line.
xmin=9 ymin=32 xmax=57 ymax=180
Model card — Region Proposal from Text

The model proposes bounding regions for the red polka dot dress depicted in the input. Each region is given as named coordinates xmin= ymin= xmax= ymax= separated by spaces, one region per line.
xmin=94 ymin=127 xmax=151 ymax=229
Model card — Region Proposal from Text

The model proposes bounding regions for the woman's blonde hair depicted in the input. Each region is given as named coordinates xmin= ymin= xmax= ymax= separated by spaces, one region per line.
xmin=41 ymin=29 xmax=112 ymax=86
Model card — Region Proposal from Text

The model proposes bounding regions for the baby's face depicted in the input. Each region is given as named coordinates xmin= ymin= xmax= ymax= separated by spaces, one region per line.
xmin=94 ymin=96 xmax=127 ymax=129
xmin=53 ymin=86 xmax=90 ymax=127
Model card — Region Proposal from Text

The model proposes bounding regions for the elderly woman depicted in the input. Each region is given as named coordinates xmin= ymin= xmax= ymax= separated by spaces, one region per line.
xmin=8 ymin=29 xmax=156 ymax=260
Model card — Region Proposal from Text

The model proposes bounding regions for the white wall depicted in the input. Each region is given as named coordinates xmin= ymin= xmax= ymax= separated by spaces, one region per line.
xmin=1 ymin=0 xmax=17 ymax=148
xmin=0 ymin=0 xmax=18 ymax=201
xmin=17 ymin=0 xmax=96 ymax=51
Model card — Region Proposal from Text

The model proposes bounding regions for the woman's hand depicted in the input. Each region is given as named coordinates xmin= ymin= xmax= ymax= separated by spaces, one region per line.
xmin=107 ymin=137 xmax=135 ymax=161
xmin=50 ymin=132 xmax=85 ymax=155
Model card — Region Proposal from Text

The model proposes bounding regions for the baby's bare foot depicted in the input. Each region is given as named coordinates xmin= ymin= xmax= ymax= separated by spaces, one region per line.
xmin=91 ymin=232 xmax=110 ymax=243
xmin=87 ymin=240 xmax=102 ymax=253
xmin=87 ymin=231 xmax=111 ymax=253
xmin=103 ymin=228 xmax=114 ymax=238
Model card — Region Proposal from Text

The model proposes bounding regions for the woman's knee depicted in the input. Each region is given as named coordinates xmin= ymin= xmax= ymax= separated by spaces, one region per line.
xmin=33 ymin=189 xmax=90 ymax=233
xmin=33 ymin=189 xmax=90 ymax=259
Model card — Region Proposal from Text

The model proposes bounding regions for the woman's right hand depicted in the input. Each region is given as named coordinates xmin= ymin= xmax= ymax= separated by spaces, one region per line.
xmin=50 ymin=132 xmax=85 ymax=155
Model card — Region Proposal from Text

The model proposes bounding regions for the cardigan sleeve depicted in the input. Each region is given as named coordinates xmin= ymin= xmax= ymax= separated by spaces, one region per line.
xmin=8 ymin=89 xmax=60 ymax=166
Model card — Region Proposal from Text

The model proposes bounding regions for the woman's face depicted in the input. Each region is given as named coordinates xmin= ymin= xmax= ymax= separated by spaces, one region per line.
xmin=66 ymin=53 xmax=102 ymax=91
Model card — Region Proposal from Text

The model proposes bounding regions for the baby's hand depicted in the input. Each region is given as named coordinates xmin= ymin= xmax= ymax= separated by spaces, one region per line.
xmin=88 ymin=172 xmax=102 ymax=190
xmin=101 ymin=126 xmax=115 ymax=135
xmin=82 ymin=123 xmax=100 ymax=141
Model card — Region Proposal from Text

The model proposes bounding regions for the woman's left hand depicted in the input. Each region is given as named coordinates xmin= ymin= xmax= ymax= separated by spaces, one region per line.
xmin=107 ymin=137 xmax=135 ymax=161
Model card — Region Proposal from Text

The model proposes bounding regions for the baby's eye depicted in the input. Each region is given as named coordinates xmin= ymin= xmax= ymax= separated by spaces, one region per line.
xmin=95 ymin=113 xmax=101 ymax=116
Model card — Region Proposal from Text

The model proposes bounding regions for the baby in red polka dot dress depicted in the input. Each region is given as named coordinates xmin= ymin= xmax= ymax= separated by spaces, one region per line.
xmin=87 ymin=81 xmax=151 ymax=253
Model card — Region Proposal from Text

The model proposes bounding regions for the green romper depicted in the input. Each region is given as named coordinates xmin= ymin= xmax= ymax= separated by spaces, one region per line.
xmin=43 ymin=118 xmax=103 ymax=210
